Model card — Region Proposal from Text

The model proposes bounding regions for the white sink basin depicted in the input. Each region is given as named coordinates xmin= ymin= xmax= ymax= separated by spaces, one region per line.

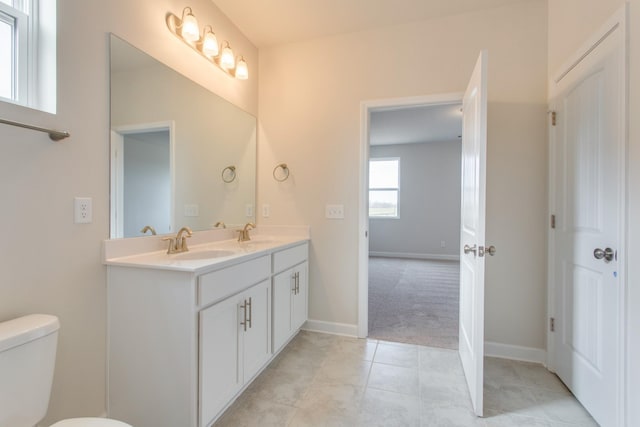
xmin=172 ymin=249 xmax=237 ymax=260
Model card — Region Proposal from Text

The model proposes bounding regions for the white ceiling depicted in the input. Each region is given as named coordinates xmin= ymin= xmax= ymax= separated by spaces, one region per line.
xmin=369 ymin=104 xmax=462 ymax=146
xmin=212 ymin=0 xmax=529 ymax=47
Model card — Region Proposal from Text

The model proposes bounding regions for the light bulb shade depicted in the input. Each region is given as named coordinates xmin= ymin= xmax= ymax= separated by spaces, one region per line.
xmin=235 ymin=57 xmax=248 ymax=80
xmin=220 ymin=43 xmax=235 ymax=69
xmin=181 ymin=9 xmax=200 ymax=43
xmin=202 ymin=30 xmax=219 ymax=58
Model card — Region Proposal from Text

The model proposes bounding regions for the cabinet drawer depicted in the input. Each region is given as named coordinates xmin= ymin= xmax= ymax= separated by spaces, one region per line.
xmin=198 ymin=256 xmax=270 ymax=306
xmin=273 ymin=243 xmax=308 ymax=274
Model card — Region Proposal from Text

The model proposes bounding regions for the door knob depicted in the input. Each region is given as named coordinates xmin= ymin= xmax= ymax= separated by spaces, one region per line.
xmin=593 ymin=247 xmax=614 ymax=263
xmin=463 ymin=244 xmax=477 ymax=256
xmin=486 ymin=245 xmax=496 ymax=256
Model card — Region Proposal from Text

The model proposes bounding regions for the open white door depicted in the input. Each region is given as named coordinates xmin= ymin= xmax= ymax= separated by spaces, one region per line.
xmin=459 ymin=50 xmax=488 ymax=417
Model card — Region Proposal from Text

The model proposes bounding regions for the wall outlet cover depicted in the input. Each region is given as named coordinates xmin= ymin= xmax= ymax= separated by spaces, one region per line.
xmin=74 ymin=197 xmax=92 ymax=224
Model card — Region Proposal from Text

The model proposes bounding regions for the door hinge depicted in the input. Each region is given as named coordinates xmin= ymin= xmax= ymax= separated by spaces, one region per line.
xmin=550 ymin=317 xmax=555 ymax=332
xmin=551 ymin=111 xmax=557 ymax=126
xmin=550 ymin=214 xmax=556 ymax=229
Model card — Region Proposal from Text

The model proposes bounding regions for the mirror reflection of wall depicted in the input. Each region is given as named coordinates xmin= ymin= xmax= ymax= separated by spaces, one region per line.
xmin=123 ymin=130 xmax=172 ymax=237
xmin=109 ymin=34 xmax=256 ymax=239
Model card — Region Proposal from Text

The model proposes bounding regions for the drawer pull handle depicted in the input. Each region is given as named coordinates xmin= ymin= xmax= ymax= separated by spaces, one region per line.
xmin=247 ymin=297 xmax=252 ymax=329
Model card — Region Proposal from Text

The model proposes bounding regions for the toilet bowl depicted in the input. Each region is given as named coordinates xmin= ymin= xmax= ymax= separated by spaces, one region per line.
xmin=0 ymin=314 xmax=132 ymax=427
xmin=50 ymin=417 xmax=132 ymax=427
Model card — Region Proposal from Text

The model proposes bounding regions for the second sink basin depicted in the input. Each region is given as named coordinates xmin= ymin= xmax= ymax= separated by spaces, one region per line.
xmin=172 ymin=249 xmax=237 ymax=260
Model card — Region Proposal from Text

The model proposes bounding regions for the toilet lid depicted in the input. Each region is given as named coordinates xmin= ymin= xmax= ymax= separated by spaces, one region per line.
xmin=50 ymin=418 xmax=132 ymax=427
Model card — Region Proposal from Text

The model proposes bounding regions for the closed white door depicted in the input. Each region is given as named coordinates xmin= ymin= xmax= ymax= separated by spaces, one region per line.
xmin=459 ymin=50 xmax=488 ymax=417
xmin=550 ymin=16 xmax=625 ymax=427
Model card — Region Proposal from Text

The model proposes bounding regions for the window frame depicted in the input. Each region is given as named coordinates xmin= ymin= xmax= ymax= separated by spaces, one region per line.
xmin=0 ymin=0 xmax=41 ymax=109
xmin=368 ymin=157 xmax=401 ymax=219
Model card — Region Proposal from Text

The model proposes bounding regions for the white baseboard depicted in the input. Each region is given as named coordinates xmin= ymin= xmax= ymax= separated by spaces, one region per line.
xmin=485 ymin=341 xmax=547 ymax=365
xmin=369 ymin=251 xmax=460 ymax=261
xmin=302 ymin=319 xmax=358 ymax=337
xmin=303 ymin=321 xmax=546 ymax=365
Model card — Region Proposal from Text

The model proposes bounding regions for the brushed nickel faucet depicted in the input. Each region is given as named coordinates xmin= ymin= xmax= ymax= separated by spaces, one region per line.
xmin=237 ymin=222 xmax=256 ymax=242
xmin=163 ymin=226 xmax=193 ymax=254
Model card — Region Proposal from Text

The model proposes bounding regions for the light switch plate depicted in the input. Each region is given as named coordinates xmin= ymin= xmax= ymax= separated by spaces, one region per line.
xmin=262 ymin=204 xmax=270 ymax=218
xmin=325 ymin=204 xmax=344 ymax=219
xmin=246 ymin=204 xmax=254 ymax=217
xmin=184 ymin=204 xmax=199 ymax=217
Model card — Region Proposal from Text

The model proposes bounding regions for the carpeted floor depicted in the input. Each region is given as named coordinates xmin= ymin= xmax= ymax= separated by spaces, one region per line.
xmin=368 ymin=256 xmax=460 ymax=349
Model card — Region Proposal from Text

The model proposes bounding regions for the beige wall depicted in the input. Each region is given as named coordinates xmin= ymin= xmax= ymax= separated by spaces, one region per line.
xmin=548 ymin=0 xmax=639 ymax=424
xmin=258 ymin=1 xmax=548 ymax=349
xmin=0 ymin=0 xmax=257 ymax=423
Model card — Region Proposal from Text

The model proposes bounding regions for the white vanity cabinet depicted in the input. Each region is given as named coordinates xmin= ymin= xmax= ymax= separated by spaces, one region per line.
xmin=106 ymin=239 xmax=309 ymax=427
xmin=199 ymin=278 xmax=271 ymax=426
xmin=272 ymin=244 xmax=309 ymax=352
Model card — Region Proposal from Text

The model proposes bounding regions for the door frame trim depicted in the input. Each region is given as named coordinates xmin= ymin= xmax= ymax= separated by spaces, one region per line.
xmin=547 ymin=5 xmax=628 ymax=424
xmin=357 ymin=92 xmax=463 ymax=338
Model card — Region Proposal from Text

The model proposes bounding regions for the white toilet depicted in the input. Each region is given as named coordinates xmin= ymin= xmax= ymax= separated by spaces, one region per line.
xmin=0 ymin=314 xmax=131 ymax=427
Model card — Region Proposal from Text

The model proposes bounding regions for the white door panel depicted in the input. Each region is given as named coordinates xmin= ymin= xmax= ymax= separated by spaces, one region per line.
xmin=459 ymin=50 xmax=488 ymax=417
xmin=551 ymin=17 xmax=624 ymax=426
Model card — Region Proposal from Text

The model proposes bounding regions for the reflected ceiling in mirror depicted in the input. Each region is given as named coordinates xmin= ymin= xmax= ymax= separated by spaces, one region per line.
xmin=109 ymin=35 xmax=256 ymax=238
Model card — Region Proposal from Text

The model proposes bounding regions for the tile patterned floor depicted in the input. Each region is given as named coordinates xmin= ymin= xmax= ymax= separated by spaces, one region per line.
xmin=214 ymin=331 xmax=598 ymax=427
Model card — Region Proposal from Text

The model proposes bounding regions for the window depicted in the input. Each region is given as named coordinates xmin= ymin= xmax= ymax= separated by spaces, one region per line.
xmin=0 ymin=0 xmax=56 ymax=113
xmin=369 ymin=158 xmax=400 ymax=218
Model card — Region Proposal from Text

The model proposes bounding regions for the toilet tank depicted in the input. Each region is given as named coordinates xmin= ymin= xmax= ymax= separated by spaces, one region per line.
xmin=0 ymin=314 xmax=60 ymax=427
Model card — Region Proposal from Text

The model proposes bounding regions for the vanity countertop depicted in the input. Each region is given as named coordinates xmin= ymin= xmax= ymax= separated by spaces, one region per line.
xmin=104 ymin=235 xmax=308 ymax=274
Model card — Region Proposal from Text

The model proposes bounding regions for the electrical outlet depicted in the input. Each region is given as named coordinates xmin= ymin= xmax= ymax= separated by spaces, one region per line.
xmin=325 ymin=204 xmax=344 ymax=219
xmin=246 ymin=204 xmax=254 ymax=217
xmin=74 ymin=197 xmax=92 ymax=224
xmin=441 ymin=240 xmax=446 ymax=248
xmin=262 ymin=204 xmax=270 ymax=218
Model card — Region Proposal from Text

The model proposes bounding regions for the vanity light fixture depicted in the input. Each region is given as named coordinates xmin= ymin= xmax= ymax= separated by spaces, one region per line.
xmin=166 ymin=6 xmax=249 ymax=80
xmin=179 ymin=7 xmax=200 ymax=43
xmin=200 ymin=25 xmax=219 ymax=58
xmin=219 ymin=41 xmax=235 ymax=70
xmin=235 ymin=56 xmax=249 ymax=80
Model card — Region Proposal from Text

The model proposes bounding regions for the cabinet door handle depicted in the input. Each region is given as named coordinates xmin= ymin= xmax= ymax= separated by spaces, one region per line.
xmin=295 ymin=272 xmax=300 ymax=295
xmin=292 ymin=272 xmax=297 ymax=295
xmin=240 ymin=299 xmax=248 ymax=332
xmin=247 ymin=297 xmax=252 ymax=329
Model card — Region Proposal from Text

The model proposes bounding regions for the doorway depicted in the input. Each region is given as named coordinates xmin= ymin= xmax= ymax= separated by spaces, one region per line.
xmin=110 ymin=122 xmax=175 ymax=238
xmin=366 ymin=103 xmax=463 ymax=349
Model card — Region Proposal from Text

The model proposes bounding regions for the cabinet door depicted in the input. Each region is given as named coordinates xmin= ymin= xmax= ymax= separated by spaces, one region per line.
xmin=241 ymin=280 xmax=272 ymax=382
xmin=272 ymin=268 xmax=294 ymax=352
xmin=292 ymin=262 xmax=308 ymax=331
xmin=199 ymin=295 xmax=241 ymax=427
